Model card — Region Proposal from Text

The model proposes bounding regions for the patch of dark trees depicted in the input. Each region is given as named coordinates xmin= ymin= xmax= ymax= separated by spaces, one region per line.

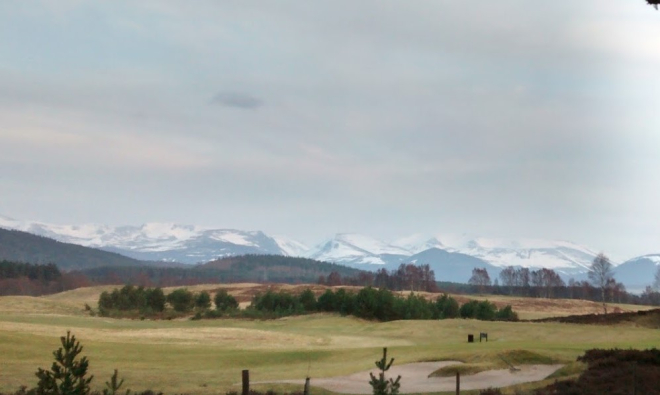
xmin=96 ymin=285 xmax=517 ymax=322
xmin=97 ymin=285 xmax=239 ymax=319
xmin=531 ymin=308 xmax=660 ymax=327
xmin=0 ymin=260 xmax=91 ymax=296
xmin=537 ymin=349 xmax=660 ymax=395
xmin=229 ymin=287 xmax=516 ymax=322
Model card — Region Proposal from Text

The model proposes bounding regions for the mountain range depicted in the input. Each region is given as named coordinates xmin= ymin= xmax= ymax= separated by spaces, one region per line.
xmin=1 ymin=215 xmax=657 ymax=289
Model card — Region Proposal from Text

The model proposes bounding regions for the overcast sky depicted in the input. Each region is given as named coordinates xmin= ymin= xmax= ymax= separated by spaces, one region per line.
xmin=1 ymin=0 xmax=659 ymax=258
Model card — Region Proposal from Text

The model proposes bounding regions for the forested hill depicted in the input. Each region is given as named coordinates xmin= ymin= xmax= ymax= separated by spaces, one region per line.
xmin=201 ymin=254 xmax=364 ymax=281
xmin=0 ymin=227 xmax=146 ymax=270
xmin=81 ymin=255 xmax=365 ymax=285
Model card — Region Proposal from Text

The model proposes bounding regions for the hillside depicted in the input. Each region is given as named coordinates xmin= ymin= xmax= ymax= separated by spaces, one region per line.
xmin=0 ymin=228 xmax=146 ymax=270
xmin=614 ymin=254 xmax=660 ymax=292
xmin=80 ymin=255 xmax=365 ymax=285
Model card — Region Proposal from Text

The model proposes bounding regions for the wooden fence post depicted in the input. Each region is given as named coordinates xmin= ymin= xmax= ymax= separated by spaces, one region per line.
xmin=242 ymin=369 xmax=250 ymax=395
xmin=303 ymin=377 xmax=310 ymax=395
xmin=456 ymin=371 xmax=460 ymax=395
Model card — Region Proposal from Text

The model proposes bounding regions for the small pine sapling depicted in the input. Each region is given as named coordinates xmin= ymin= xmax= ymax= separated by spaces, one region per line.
xmin=103 ymin=369 xmax=131 ymax=395
xmin=35 ymin=331 xmax=94 ymax=395
xmin=368 ymin=347 xmax=401 ymax=395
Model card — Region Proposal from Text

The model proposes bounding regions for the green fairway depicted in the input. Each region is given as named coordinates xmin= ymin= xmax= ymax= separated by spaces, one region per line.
xmin=1 ymin=291 xmax=658 ymax=394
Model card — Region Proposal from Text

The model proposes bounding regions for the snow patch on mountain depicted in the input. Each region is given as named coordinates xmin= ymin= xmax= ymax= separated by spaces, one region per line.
xmin=208 ymin=230 xmax=258 ymax=247
xmin=334 ymin=234 xmax=409 ymax=256
xmin=273 ymin=236 xmax=309 ymax=257
xmin=392 ymin=234 xmax=444 ymax=254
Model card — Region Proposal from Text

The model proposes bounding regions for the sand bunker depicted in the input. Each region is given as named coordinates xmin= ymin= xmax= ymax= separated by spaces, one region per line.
xmin=261 ymin=361 xmax=563 ymax=393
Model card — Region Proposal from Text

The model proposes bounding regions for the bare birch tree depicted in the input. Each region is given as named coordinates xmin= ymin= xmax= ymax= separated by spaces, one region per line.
xmin=588 ymin=253 xmax=614 ymax=314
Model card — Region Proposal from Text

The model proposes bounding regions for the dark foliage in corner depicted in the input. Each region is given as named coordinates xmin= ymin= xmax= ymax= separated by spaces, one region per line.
xmin=535 ymin=348 xmax=660 ymax=395
xmin=225 ymin=391 xmax=303 ymax=395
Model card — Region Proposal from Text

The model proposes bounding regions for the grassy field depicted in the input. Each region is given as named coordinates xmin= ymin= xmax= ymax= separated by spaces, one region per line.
xmin=0 ymin=285 xmax=658 ymax=394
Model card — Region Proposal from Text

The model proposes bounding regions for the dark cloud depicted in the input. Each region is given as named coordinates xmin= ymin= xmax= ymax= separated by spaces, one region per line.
xmin=210 ymin=92 xmax=264 ymax=109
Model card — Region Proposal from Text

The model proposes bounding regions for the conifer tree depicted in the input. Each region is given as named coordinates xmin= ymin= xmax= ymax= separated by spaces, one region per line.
xmin=35 ymin=331 xmax=93 ymax=395
xmin=368 ymin=348 xmax=401 ymax=395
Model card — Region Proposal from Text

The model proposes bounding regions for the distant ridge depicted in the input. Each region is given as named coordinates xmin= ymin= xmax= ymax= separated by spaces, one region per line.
xmin=0 ymin=227 xmax=146 ymax=270
xmin=0 ymin=216 xmax=307 ymax=264
xmin=3 ymin=215 xmax=658 ymax=290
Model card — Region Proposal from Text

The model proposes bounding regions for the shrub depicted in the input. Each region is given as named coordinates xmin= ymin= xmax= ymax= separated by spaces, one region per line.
xmin=459 ymin=300 xmax=480 ymax=319
xmin=252 ymin=290 xmax=302 ymax=314
xmin=166 ymin=289 xmax=194 ymax=312
xmin=97 ymin=286 xmax=166 ymax=316
xmin=145 ymin=288 xmax=166 ymax=312
xmin=297 ymin=288 xmax=317 ymax=311
xmin=399 ymin=292 xmax=434 ymax=320
xmin=214 ymin=289 xmax=239 ymax=312
xmin=434 ymin=294 xmax=460 ymax=319
xmin=316 ymin=289 xmax=336 ymax=312
xmin=495 ymin=305 xmax=518 ymax=321
xmin=195 ymin=291 xmax=212 ymax=310
xmin=460 ymin=300 xmax=497 ymax=320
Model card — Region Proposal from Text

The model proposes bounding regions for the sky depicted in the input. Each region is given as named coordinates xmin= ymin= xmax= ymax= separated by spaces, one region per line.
xmin=0 ymin=0 xmax=659 ymax=259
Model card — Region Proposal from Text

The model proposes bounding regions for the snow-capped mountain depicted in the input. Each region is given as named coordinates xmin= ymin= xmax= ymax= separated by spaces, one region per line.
xmin=439 ymin=236 xmax=600 ymax=276
xmin=0 ymin=216 xmax=309 ymax=264
xmin=392 ymin=233 xmax=602 ymax=274
xmin=305 ymin=233 xmax=602 ymax=280
xmin=272 ymin=236 xmax=310 ymax=257
xmin=307 ymin=233 xmax=410 ymax=266
xmin=391 ymin=234 xmax=445 ymax=254
xmin=1 ymin=214 xmax=641 ymax=285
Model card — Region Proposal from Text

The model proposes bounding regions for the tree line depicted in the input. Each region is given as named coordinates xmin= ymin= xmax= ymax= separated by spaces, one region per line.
xmin=0 ymin=260 xmax=61 ymax=281
xmin=97 ymin=285 xmax=240 ymax=318
xmin=232 ymin=286 xmax=518 ymax=321
xmin=319 ymin=263 xmax=438 ymax=292
xmin=97 ymin=285 xmax=518 ymax=322
xmin=466 ymin=253 xmax=660 ymax=308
